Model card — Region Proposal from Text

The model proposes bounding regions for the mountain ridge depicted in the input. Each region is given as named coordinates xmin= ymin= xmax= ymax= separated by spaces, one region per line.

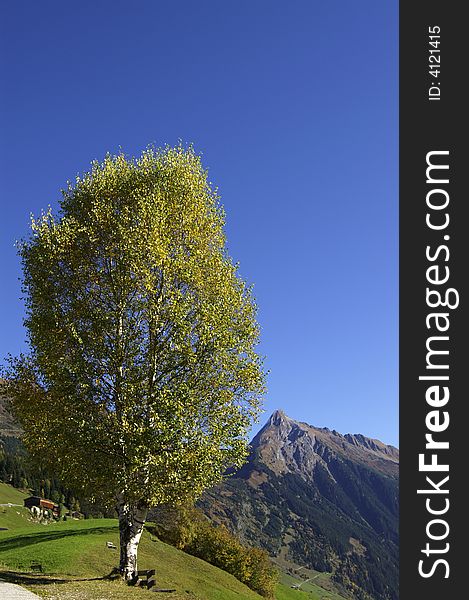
xmin=200 ymin=410 xmax=399 ymax=600
xmin=259 ymin=409 xmax=398 ymax=460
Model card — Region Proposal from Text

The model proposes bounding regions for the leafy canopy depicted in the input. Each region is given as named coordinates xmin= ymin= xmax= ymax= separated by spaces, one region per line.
xmin=3 ymin=145 xmax=265 ymax=506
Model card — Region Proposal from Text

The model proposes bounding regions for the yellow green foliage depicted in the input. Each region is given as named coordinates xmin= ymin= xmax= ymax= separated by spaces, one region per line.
xmin=151 ymin=505 xmax=278 ymax=598
xmin=2 ymin=145 xmax=265 ymax=509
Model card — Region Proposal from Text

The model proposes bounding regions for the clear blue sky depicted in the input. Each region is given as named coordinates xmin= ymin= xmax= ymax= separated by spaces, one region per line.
xmin=0 ymin=1 xmax=398 ymax=446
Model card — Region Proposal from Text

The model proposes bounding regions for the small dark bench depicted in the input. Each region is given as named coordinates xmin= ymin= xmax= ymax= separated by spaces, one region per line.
xmin=137 ymin=569 xmax=156 ymax=589
xmin=137 ymin=569 xmax=175 ymax=592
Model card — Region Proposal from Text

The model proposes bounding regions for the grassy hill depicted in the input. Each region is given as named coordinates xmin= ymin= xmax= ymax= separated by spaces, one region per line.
xmin=0 ymin=517 xmax=262 ymax=600
xmin=0 ymin=481 xmax=29 ymax=505
xmin=0 ymin=482 xmax=33 ymax=530
xmin=0 ymin=483 xmax=347 ymax=600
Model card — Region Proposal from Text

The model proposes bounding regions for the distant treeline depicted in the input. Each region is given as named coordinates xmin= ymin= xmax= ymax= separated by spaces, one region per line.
xmin=0 ymin=435 xmax=113 ymax=517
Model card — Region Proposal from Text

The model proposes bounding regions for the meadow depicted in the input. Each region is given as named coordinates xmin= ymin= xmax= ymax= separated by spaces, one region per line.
xmin=0 ymin=482 xmax=344 ymax=600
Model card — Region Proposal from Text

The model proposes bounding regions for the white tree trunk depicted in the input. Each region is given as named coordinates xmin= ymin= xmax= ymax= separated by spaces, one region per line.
xmin=116 ymin=494 xmax=148 ymax=582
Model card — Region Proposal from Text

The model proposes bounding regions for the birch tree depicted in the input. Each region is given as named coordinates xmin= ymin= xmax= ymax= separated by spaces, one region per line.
xmin=2 ymin=146 xmax=265 ymax=581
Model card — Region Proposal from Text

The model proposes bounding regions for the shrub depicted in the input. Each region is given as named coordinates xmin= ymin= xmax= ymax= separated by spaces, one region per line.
xmin=151 ymin=505 xmax=278 ymax=597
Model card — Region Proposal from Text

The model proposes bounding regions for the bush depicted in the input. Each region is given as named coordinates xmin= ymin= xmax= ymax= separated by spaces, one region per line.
xmin=149 ymin=504 xmax=203 ymax=549
xmin=151 ymin=505 xmax=278 ymax=598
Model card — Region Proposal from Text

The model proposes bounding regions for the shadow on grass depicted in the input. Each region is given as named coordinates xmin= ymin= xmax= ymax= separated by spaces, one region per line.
xmin=0 ymin=569 xmax=120 ymax=586
xmin=0 ymin=526 xmax=119 ymax=553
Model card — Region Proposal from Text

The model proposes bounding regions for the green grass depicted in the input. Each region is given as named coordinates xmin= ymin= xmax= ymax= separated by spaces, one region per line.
xmin=275 ymin=582 xmax=346 ymax=600
xmin=0 ymin=505 xmax=34 ymax=530
xmin=0 ymin=483 xmax=347 ymax=600
xmin=276 ymin=585 xmax=313 ymax=600
xmin=0 ymin=482 xmax=29 ymax=504
xmin=0 ymin=513 xmax=263 ymax=599
xmin=0 ymin=519 xmax=120 ymax=574
xmin=0 ymin=482 xmax=33 ymax=530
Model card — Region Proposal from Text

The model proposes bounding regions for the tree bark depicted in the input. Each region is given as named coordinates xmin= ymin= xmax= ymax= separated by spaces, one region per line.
xmin=116 ymin=494 xmax=148 ymax=582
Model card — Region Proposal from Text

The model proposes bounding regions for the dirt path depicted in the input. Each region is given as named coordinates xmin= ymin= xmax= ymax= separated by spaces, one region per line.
xmin=0 ymin=579 xmax=41 ymax=599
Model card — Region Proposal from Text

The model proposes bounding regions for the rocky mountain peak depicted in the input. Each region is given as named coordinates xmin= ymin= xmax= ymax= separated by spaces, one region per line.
xmin=267 ymin=409 xmax=288 ymax=426
xmin=252 ymin=410 xmax=398 ymax=479
xmin=200 ymin=410 xmax=399 ymax=600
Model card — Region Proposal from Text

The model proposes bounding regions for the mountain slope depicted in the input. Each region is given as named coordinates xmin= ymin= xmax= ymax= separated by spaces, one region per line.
xmin=199 ymin=411 xmax=399 ymax=600
xmin=0 ymin=393 xmax=22 ymax=437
